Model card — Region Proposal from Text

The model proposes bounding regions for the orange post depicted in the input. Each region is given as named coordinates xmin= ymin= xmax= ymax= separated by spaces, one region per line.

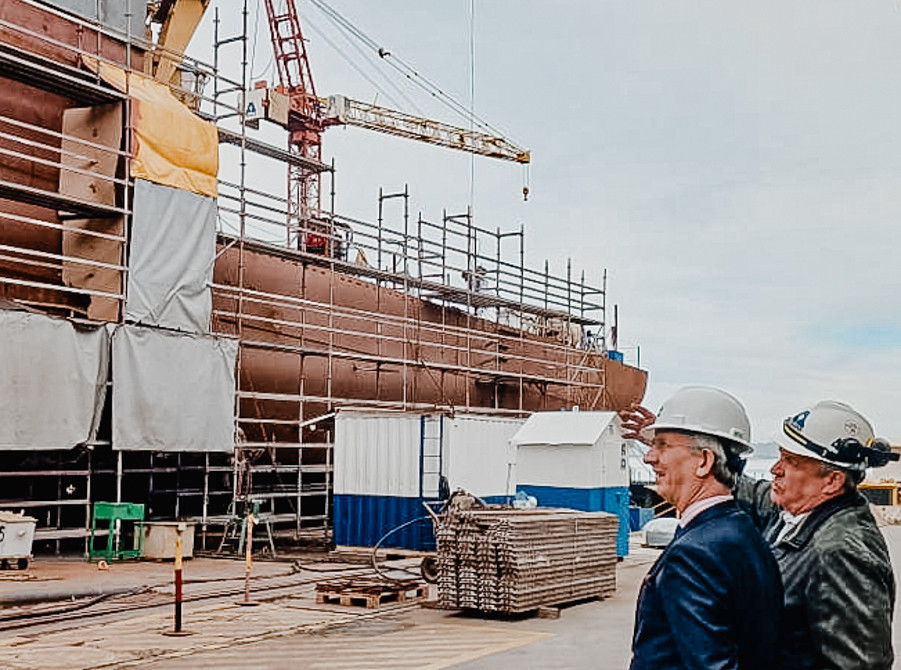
xmin=237 ymin=512 xmax=259 ymax=606
xmin=163 ymin=522 xmax=192 ymax=635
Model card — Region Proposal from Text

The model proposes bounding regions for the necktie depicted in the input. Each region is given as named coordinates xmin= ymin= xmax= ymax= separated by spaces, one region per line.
xmin=765 ymin=518 xmax=785 ymax=545
xmin=775 ymin=511 xmax=806 ymax=544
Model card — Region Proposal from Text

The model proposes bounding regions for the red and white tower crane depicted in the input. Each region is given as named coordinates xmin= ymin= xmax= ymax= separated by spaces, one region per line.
xmin=261 ymin=0 xmax=530 ymax=251
xmin=262 ymin=0 xmax=337 ymax=248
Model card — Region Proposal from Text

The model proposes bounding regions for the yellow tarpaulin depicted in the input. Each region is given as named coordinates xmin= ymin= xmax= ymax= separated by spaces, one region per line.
xmin=83 ymin=57 xmax=218 ymax=198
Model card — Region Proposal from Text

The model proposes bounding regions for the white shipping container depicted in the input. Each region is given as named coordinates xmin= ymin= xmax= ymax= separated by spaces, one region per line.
xmin=334 ymin=410 xmax=526 ymax=499
xmin=446 ymin=414 xmax=524 ymax=499
xmin=334 ymin=411 xmax=422 ymax=497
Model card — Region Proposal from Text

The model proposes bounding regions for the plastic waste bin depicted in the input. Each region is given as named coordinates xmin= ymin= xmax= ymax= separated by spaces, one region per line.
xmin=0 ymin=511 xmax=37 ymax=570
xmin=143 ymin=522 xmax=195 ymax=560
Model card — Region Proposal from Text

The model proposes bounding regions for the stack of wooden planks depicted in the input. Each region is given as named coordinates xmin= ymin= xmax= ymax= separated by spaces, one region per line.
xmin=437 ymin=508 xmax=617 ymax=613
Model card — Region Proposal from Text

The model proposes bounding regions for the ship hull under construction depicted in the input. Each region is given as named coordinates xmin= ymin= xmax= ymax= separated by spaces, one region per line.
xmin=0 ymin=0 xmax=646 ymax=553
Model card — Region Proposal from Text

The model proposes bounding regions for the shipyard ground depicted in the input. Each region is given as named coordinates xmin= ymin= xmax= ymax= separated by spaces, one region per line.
xmin=2 ymin=529 xmax=901 ymax=670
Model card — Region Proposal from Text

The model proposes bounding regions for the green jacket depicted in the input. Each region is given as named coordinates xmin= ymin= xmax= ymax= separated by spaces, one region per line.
xmin=736 ymin=479 xmax=895 ymax=670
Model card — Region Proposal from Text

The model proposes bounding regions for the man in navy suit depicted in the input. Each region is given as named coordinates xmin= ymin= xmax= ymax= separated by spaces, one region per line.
xmin=629 ymin=386 xmax=783 ymax=670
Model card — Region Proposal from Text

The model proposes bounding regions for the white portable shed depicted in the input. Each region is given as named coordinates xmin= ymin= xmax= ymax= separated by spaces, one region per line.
xmin=510 ymin=410 xmax=630 ymax=556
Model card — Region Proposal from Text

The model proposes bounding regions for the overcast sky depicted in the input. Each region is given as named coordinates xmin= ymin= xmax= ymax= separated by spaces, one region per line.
xmin=195 ymin=1 xmax=901 ymax=443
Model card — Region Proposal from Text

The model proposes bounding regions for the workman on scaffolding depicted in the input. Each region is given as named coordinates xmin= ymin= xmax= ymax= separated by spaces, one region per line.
xmin=628 ymin=386 xmax=783 ymax=670
xmin=622 ymin=397 xmax=897 ymax=670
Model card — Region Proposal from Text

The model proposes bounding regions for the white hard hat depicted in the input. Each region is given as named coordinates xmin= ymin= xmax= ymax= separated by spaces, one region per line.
xmin=642 ymin=386 xmax=752 ymax=454
xmin=776 ymin=400 xmax=897 ymax=471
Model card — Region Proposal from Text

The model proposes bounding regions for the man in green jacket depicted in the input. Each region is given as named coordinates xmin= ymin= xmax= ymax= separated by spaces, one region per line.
xmin=623 ymin=399 xmax=898 ymax=670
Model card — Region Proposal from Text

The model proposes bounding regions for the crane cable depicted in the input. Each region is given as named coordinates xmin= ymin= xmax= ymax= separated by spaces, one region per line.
xmin=305 ymin=0 xmax=436 ymax=116
xmin=302 ymin=0 xmax=530 ymax=200
xmin=305 ymin=0 xmax=517 ymax=144
xmin=300 ymin=12 xmax=423 ymax=115
xmin=523 ymin=162 xmax=530 ymax=201
xmin=250 ymin=0 xmax=274 ymax=80
xmin=469 ymin=0 xmax=475 ymax=216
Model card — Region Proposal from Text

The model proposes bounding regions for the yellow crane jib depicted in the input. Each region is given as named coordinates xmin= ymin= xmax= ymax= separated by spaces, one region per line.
xmin=321 ymin=95 xmax=530 ymax=165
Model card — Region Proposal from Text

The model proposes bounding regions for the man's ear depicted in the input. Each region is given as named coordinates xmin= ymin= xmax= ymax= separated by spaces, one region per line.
xmin=821 ymin=469 xmax=846 ymax=496
xmin=695 ymin=449 xmax=716 ymax=478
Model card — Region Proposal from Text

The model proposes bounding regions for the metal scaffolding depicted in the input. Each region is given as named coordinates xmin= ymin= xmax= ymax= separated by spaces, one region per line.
xmin=0 ymin=0 xmax=614 ymax=552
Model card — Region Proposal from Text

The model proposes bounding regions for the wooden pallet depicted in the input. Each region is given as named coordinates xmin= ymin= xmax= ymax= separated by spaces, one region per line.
xmin=315 ymin=578 xmax=427 ymax=609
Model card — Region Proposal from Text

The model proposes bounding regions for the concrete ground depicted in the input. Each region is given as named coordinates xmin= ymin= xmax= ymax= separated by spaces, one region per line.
xmin=0 ymin=529 xmax=900 ymax=669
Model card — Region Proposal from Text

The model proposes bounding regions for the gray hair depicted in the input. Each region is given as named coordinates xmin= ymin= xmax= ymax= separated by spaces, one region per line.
xmin=817 ymin=461 xmax=864 ymax=494
xmin=687 ymin=434 xmax=737 ymax=489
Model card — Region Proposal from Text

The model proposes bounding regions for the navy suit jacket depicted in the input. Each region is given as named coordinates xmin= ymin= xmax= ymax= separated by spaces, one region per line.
xmin=631 ymin=500 xmax=783 ymax=670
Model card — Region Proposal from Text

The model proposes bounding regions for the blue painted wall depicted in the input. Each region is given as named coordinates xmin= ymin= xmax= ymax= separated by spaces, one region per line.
xmin=334 ymin=494 xmax=508 ymax=551
xmin=516 ymin=484 xmax=631 ymax=557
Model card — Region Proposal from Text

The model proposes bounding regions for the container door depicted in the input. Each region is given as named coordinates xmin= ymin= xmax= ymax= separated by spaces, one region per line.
xmin=419 ymin=414 xmax=444 ymax=503
xmin=418 ymin=414 xmax=444 ymax=549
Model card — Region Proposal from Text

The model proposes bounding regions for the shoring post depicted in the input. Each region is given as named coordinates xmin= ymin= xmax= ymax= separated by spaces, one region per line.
xmin=581 ymin=269 xmax=586 ymax=323
xmin=403 ymin=184 xmax=409 ymax=276
xmin=417 ymin=213 xmax=423 ymax=280
xmin=496 ymin=226 xmax=501 ymax=297
xmin=566 ymin=258 xmax=573 ymax=406
xmin=518 ymin=224 xmax=524 ymax=412
xmin=602 ymin=268 xmax=608 ymax=350
xmin=237 ymin=512 xmax=259 ymax=606
xmin=174 ymin=523 xmax=184 ymax=630
xmin=116 ymin=452 xmax=123 ymax=503
xmin=543 ymin=259 xmax=549 ymax=333
xmin=163 ymin=522 xmax=191 ymax=636
xmin=377 ymin=187 xmax=383 ymax=272
xmin=442 ymin=209 xmax=448 ymax=284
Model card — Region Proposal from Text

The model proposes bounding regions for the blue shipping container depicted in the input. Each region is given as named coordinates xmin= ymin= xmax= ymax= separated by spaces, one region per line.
xmin=516 ymin=485 xmax=630 ymax=557
xmin=334 ymin=494 xmax=510 ymax=551
xmin=629 ymin=506 xmax=655 ymax=531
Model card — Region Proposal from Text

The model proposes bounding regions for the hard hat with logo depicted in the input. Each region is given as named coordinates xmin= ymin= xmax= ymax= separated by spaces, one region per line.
xmin=641 ymin=386 xmax=752 ymax=454
xmin=776 ymin=400 xmax=898 ymax=470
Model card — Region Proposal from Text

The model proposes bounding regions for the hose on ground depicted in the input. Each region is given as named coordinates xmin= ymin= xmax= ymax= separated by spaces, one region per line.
xmin=370 ymin=515 xmax=433 ymax=583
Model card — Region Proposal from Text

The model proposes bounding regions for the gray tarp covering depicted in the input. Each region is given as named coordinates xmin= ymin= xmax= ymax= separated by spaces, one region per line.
xmin=0 ymin=309 xmax=109 ymax=450
xmin=125 ymin=179 xmax=215 ymax=333
xmin=112 ymin=325 xmax=237 ymax=452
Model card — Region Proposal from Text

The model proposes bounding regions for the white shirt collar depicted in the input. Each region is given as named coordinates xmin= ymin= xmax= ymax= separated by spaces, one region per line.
xmin=679 ymin=494 xmax=733 ymax=528
xmin=775 ymin=509 xmax=811 ymax=544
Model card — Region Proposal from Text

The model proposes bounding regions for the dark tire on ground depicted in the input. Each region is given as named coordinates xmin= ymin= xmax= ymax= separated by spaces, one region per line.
xmin=17 ymin=557 xmax=29 ymax=570
xmin=420 ymin=555 xmax=438 ymax=583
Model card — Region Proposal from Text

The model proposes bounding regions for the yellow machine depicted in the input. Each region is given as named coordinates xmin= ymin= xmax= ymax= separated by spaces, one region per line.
xmin=859 ymin=482 xmax=901 ymax=507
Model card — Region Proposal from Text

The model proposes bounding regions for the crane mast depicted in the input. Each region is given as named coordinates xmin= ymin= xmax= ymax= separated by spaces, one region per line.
xmin=263 ymin=0 xmax=333 ymax=247
xmin=261 ymin=0 xmax=530 ymax=249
